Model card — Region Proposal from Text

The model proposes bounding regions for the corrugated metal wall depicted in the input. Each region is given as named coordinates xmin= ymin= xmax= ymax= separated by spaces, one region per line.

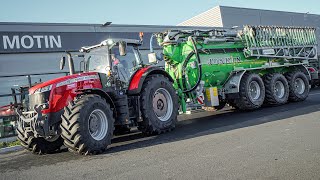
xmin=178 ymin=6 xmax=320 ymax=49
xmin=178 ymin=6 xmax=223 ymax=27
xmin=220 ymin=6 xmax=320 ymax=27
xmin=178 ymin=6 xmax=320 ymax=28
xmin=220 ymin=6 xmax=320 ymax=50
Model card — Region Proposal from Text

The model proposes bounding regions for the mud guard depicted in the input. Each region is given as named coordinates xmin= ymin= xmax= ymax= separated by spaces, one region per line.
xmin=296 ymin=65 xmax=312 ymax=81
xmin=224 ymin=70 xmax=246 ymax=94
xmin=77 ymin=88 xmax=115 ymax=109
xmin=128 ymin=66 xmax=174 ymax=95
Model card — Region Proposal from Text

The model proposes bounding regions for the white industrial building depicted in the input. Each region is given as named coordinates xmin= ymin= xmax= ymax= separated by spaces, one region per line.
xmin=179 ymin=6 xmax=320 ymax=28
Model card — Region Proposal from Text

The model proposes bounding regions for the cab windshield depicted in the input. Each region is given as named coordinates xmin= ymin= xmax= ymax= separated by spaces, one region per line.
xmin=85 ymin=45 xmax=142 ymax=83
xmin=85 ymin=48 xmax=110 ymax=73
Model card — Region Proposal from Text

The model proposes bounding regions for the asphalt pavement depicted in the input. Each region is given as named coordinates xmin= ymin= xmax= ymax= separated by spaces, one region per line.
xmin=1 ymin=88 xmax=320 ymax=180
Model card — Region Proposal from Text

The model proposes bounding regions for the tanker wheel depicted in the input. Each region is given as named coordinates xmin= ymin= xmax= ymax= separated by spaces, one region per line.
xmin=234 ymin=73 xmax=265 ymax=110
xmin=16 ymin=124 xmax=63 ymax=155
xmin=139 ymin=74 xmax=179 ymax=135
xmin=60 ymin=94 xmax=114 ymax=155
xmin=263 ymin=73 xmax=289 ymax=105
xmin=285 ymin=71 xmax=310 ymax=102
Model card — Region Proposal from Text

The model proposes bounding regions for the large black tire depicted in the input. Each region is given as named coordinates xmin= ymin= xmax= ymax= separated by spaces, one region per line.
xmin=285 ymin=71 xmax=310 ymax=102
xmin=139 ymin=74 xmax=179 ymax=135
xmin=263 ymin=73 xmax=289 ymax=105
xmin=234 ymin=73 xmax=265 ymax=110
xmin=16 ymin=125 xmax=63 ymax=154
xmin=60 ymin=94 xmax=114 ymax=155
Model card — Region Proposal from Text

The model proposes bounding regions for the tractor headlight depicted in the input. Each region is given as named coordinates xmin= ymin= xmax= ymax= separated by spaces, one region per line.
xmin=107 ymin=39 xmax=114 ymax=45
xmin=102 ymin=39 xmax=114 ymax=46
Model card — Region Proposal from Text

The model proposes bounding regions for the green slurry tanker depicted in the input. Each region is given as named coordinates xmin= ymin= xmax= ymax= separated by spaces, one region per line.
xmin=16 ymin=25 xmax=317 ymax=155
xmin=152 ymin=25 xmax=317 ymax=111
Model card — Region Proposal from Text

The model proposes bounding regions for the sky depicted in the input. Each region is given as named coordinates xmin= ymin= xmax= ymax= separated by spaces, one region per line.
xmin=0 ymin=0 xmax=319 ymax=25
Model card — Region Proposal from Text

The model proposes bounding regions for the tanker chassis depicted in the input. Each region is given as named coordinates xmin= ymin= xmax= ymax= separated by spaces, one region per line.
xmin=16 ymin=26 xmax=317 ymax=155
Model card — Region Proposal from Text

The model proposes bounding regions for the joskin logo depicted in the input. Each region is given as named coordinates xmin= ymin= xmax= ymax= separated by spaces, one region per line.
xmin=208 ymin=56 xmax=241 ymax=65
xmin=2 ymin=35 xmax=62 ymax=50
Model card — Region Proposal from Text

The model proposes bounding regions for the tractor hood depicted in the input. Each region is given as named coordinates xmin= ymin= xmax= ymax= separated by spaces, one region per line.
xmin=29 ymin=72 xmax=100 ymax=95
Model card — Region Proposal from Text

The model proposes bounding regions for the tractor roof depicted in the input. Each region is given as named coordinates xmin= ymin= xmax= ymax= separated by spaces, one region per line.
xmin=80 ymin=38 xmax=141 ymax=52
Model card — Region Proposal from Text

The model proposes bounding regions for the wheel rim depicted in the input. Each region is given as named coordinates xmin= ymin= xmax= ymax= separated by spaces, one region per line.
xmin=88 ymin=109 xmax=108 ymax=141
xmin=249 ymin=81 xmax=261 ymax=101
xmin=153 ymin=88 xmax=173 ymax=122
xmin=294 ymin=78 xmax=305 ymax=95
xmin=274 ymin=80 xmax=285 ymax=99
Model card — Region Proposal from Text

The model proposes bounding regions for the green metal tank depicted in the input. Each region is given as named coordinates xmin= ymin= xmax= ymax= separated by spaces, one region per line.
xmin=153 ymin=26 xmax=317 ymax=112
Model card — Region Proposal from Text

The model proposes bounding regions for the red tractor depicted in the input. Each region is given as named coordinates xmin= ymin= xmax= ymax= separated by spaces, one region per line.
xmin=16 ymin=38 xmax=179 ymax=155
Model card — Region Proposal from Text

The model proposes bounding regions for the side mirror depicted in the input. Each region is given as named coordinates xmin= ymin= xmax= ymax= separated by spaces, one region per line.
xmin=148 ymin=53 xmax=157 ymax=64
xmin=60 ymin=56 xmax=66 ymax=70
xmin=119 ymin=41 xmax=127 ymax=56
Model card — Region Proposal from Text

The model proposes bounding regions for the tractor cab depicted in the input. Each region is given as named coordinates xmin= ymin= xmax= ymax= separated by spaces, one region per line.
xmin=81 ymin=39 xmax=144 ymax=84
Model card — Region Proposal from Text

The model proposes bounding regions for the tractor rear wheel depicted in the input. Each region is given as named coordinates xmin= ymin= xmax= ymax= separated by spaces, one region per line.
xmin=234 ymin=73 xmax=265 ymax=110
xmin=16 ymin=124 xmax=63 ymax=154
xmin=139 ymin=74 xmax=178 ymax=135
xmin=285 ymin=71 xmax=310 ymax=102
xmin=263 ymin=73 xmax=289 ymax=105
xmin=60 ymin=94 xmax=114 ymax=155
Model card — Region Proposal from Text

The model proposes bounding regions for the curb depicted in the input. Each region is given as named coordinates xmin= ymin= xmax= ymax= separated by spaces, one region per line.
xmin=0 ymin=145 xmax=23 ymax=154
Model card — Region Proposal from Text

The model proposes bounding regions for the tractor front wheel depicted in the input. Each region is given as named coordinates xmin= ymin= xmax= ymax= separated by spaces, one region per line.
xmin=60 ymin=94 xmax=114 ymax=155
xmin=16 ymin=124 xmax=63 ymax=154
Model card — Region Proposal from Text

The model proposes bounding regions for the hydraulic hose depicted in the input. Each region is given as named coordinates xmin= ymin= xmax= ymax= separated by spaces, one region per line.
xmin=182 ymin=37 xmax=202 ymax=93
